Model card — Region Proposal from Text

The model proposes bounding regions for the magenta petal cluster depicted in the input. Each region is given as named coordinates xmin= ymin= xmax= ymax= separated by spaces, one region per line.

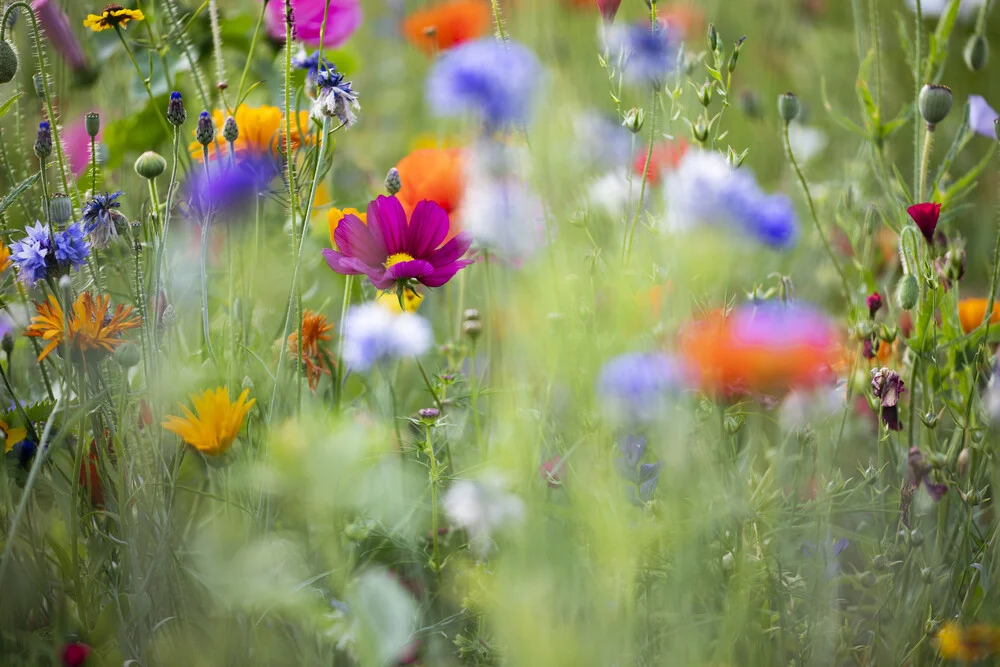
xmin=265 ymin=0 xmax=362 ymax=49
xmin=323 ymin=195 xmax=474 ymax=290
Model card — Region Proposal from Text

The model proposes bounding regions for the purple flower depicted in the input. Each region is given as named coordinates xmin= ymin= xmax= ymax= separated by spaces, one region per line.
xmin=803 ymin=537 xmax=849 ymax=580
xmin=264 ymin=0 xmax=362 ymax=49
xmin=907 ymin=447 xmax=947 ymax=501
xmin=614 ymin=436 xmax=662 ymax=505
xmin=11 ymin=221 xmax=90 ymax=286
xmin=184 ymin=157 xmax=276 ymax=220
xmin=311 ymin=68 xmax=359 ymax=127
xmin=323 ymin=195 xmax=473 ymax=291
xmin=33 ymin=0 xmax=89 ymax=72
xmin=82 ymin=191 xmax=126 ymax=249
xmin=293 ymin=49 xmax=335 ymax=84
xmin=604 ymin=21 xmax=679 ymax=87
xmin=968 ymin=95 xmax=997 ymax=139
xmin=426 ymin=39 xmax=541 ymax=129
xmin=871 ymin=367 xmax=905 ymax=431
xmin=598 ymin=352 xmax=686 ymax=422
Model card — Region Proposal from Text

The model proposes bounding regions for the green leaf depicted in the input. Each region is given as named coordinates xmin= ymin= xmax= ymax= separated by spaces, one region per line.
xmin=0 ymin=172 xmax=39 ymax=217
xmin=821 ymin=78 xmax=867 ymax=138
xmin=103 ymin=95 xmax=171 ymax=171
xmin=0 ymin=92 xmax=22 ymax=119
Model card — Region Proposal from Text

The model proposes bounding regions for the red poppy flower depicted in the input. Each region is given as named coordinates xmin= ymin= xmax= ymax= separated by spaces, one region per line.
xmin=61 ymin=641 xmax=91 ymax=667
xmin=633 ymin=140 xmax=687 ymax=186
xmin=596 ymin=0 xmax=622 ymax=23
xmin=906 ymin=202 xmax=941 ymax=244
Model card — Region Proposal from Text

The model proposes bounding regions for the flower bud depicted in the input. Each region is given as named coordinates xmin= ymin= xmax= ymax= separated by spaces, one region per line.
xmin=462 ymin=318 xmax=482 ymax=341
xmin=778 ymin=92 xmax=800 ymax=123
xmin=622 ymin=107 xmax=645 ymax=133
xmin=33 ymin=121 xmax=52 ymax=158
xmin=223 ymin=115 xmax=238 ymax=143
xmin=896 ymin=274 xmax=919 ymax=310
xmin=85 ymin=112 xmax=100 ymax=139
xmin=115 ymin=342 xmax=141 ymax=369
xmin=242 ymin=375 xmax=254 ymax=391
xmin=418 ymin=407 xmax=440 ymax=424
xmin=32 ymin=73 xmax=45 ymax=99
xmin=707 ymin=23 xmax=718 ymax=52
xmin=918 ymin=84 xmax=953 ymax=128
xmin=693 ymin=117 xmax=709 ymax=143
xmin=385 ymin=167 xmax=401 ymax=195
xmin=161 ymin=304 xmax=178 ymax=328
xmin=921 ymin=567 xmax=934 ymax=583
xmin=909 ymin=528 xmax=924 ymax=547
xmin=866 ymin=292 xmax=883 ymax=318
xmin=1 ymin=328 xmax=13 ymax=356
xmin=738 ymin=91 xmax=762 ymax=119
xmin=49 ymin=193 xmax=72 ymax=225
xmin=166 ymin=91 xmax=186 ymax=126
xmin=964 ymin=34 xmax=989 ymax=72
xmin=697 ymin=81 xmax=713 ymax=107
xmin=134 ymin=151 xmax=166 ymax=180
xmin=0 ymin=40 xmax=17 ymax=84
xmin=727 ymin=36 xmax=746 ymax=73
xmin=195 ymin=111 xmax=215 ymax=146
xmin=957 ymin=447 xmax=971 ymax=477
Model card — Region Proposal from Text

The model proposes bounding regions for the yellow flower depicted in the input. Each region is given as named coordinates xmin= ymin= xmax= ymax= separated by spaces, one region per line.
xmin=376 ymin=289 xmax=423 ymax=314
xmin=83 ymin=4 xmax=144 ymax=31
xmin=24 ymin=293 xmax=142 ymax=364
xmin=0 ymin=241 xmax=11 ymax=274
xmin=937 ymin=621 xmax=1000 ymax=662
xmin=162 ymin=387 xmax=255 ymax=456
xmin=189 ymin=105 xmax=311 ymax=161
xmin=1 ymin=420 xmax=27 ymax=454
xmin=326 ymin=207 xmax=367 ymax=247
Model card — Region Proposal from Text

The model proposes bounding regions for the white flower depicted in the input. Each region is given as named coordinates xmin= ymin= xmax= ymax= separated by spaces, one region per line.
xmin=341 ymin=303 xmax=433 ymax=372
xmin=787 ymin=123 xmax=828 ymax=164
xmin=444 ymin=475 xmax=524 ymax=556
xmin=589 ymin=171 xmax=635 ymax=217
xmin=311 ymin=70 xmax=360 ymax=127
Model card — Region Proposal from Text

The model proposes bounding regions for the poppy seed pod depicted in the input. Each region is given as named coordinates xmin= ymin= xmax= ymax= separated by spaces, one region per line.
xmin=778 ymin=92 xmax=799 ymax=123
xmin=49 ymin=193 xmax=72 ymax=225
xmin=85 ymin=112 xmax=100 ymax=139
xmin=134 ymin=151 xmax=166 ymax=180
xmin=114 ymin=342 xmax=141 ymax=369
xmin=0 ymin=40 xmax=17 ymax=83
xmin=964 ymin=34 xmax=989 ymax=72
xmin=918 ymin=84 xmax=952 ymax=128
xmin=896 ymin=274 xmax=919 ymax=311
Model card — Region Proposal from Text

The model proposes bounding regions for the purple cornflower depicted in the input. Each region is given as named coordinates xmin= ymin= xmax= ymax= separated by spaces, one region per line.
xmin=312 ymin=68 xmax=359 ymax=127
xmin=323 ymin=195 xmax=473 ymax=291
xmin=293 ymin=49 xmax=335 ymax=84
xmin=598 ymin=352 xmax=686 ymax=422
xmin=664 ymin=150 xmax=799 ymax=249
xmin=82 ymin=191 xmax=126 ymax=249
xmin=184 ymin=157 xmax=275 ymax=220
xmin=10 ymin=221 xmax=90 ymax=286
xmin=870 ymin=366 xmax=905 ymax=431
xmin=802 ymin=537 xmax=849 ymax=580
xmin=907 ymin=447 xmax=947 ymax=501
xmin=968 ymin=95 xmax=997 ymax=139
xmin=426 ymin=38 xmax=541 ymax=129
xmin=604 ymin=21 xmax=679 ymax=87
xmin=614 ymin=435 xmax=662 ymax=505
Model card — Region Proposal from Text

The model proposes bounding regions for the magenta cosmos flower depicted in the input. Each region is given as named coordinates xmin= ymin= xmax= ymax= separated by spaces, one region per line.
xmin=323 ymin=195 xmax=474 ymax=290
xmin=265 ymin=0 xmax=362 ymax=49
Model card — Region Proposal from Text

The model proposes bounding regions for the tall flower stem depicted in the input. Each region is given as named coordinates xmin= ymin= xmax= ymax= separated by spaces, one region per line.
xmin=424 ymin=423 xmax=443 ymax=584
xmin=113 ymin=25 xmax=176 ymax=142
xmin=918 ymin=127 xmax=934 ymax=202
xmin=783 ymin=122 xmax=851 ymax=302
xmin=489 ymin=0 xmax=508 ymax=41
xmin=469 ymin=342 xmax=484 ymax=458
xmin=415 ymin=359 xmax=444 ymax=413
xmin=200 ymin=149 xmax=217 ymax=364
xmin=913 ymin=0 xmax=923 ymax=199
xmin=333 ymin=274 xmax=354 ymax=413
xmin=979 ymin=142 xmax=1000 ymax=338
xmin=208 ymin=0 xmax=228 ymax=109
xmin=622 ymin=90 xmax=657 ymax=266
xmin=153 ymin=127 xmax=181 ymax=354
xmin=234 ymin=1 xmax=269 ymax=107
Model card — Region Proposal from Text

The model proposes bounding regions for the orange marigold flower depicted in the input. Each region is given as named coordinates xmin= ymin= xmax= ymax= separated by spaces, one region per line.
xmin=286 ymin=310 xmax=335 ymax=392
xmin=162 ymin=387 xmax=255 ymax=456
xmin=403 ymin=0 xmax=490 ymax=53
xmin=25 ymin=292 xmax=141 ymax=364
xmin=395 ymin=147 xmax=465 ymax=239
xmin=937 ymin=621 xmax=1000 ymax=662
xmin=958 ymin=298 xmax=1000 ymax=334
xmin=189 ymin=105 xmax=311 ymax=161
xmin=0 ymin=240 xmax=11 ymax=274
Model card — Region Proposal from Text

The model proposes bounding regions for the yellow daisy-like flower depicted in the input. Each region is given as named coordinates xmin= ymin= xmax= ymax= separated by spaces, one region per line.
xmin=376 ymin=289 xmax=424 ymax=314
xmin=189 ymin=105 xmax=312 ymax=162
xmin=0 ymin=241 xmax=11 ymax=274
xmin=24 ymin=292 xmax=142 ymax=363
xmin=1 ymin=420 xmax=27 ymax=454
xmin=326 ymin=207 xmax=367 ymax=246
xmin=83 ymin=4 xmax=144 ymax=31
xmin=162 ymin=387 xmax=255 ymax=456
xmin=937 ymin=621 xmax=1000 ymax=662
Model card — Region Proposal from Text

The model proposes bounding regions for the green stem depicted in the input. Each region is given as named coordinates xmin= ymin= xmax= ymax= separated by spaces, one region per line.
xmin=489 ymin=0 xmax=507 ymax=41
xmin=333 ymin=275 xmax=354 ymax=413
xmin=978 ymin=142 xmax=1000 ymax=337
xmin=113 ymin=25 xmax=175 ymax=142
xmin=623 ymin=89 xmax=658 ymax=266
xmin=200 ymin=149 xmax=217 ymax=364
xmin=913 ymin=0 xmax=923 ymax=199
xmin=918 ymin=126 xmax=934 ymax=202
xmin=234 ymin=1 xmax=268 ymax=108
xmin=425 ymin=424 xmax=442 ymax=583
xmin=415 ymin=359 xmax=444 ymax=413
xmin=469 ymin=342 xmax=484 ymax=459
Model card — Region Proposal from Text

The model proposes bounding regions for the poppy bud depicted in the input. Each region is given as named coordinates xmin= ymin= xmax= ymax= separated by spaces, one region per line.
xmin=161 ymin=304 xmax=178 ymax=328
xmin=462 ymin=311 xmax=482 ymax=341
xmin=0 ymin=40 xmax=17 ymax=83
xmin=195 ymin=111 xmax=215 ymax=146
xmin=33 ymin=121 xmax=52 ymax=158
xmin=166 ymin=91 xmax=186 ymax=126
xmin=964 ymin=34 xmax=989 ymax=72
xmin=85 ymin=112 xmax=100 ymax=139
xmin=223 ymin=115 xmax=238 ymax=143
xmin=738 ymin=91 xmax=762 ymax=119
xmin=1 ymin=328 xmax=13 ymax=356
xmin=115 ymin=342 xmax=141 ymax=368
xmin=957 ymin=447 xmax=971 ymax=477
xmin=866 ymin=292 xmax=883 ymax=318
xmin=778 ymin=91 xmax=800 ymax=123
xmin=896 ymin=274 xmax=919 ymax=310
xmin=134 ymin=151 xmax=166 ymax=180
xmin=50 ymin=193 xmax=72 ymax=225
xmin=909 ymin=528 xmax=924 ymax=547
xmin=918 ymin=84 xmax=952 ymax=129
xmin=385 ymin=167 xmax=401 ymax=195
xmin=622 ymin=107 xmax=645 ymax=133
xmin=32 ymin=73 xmax=45 ymax=99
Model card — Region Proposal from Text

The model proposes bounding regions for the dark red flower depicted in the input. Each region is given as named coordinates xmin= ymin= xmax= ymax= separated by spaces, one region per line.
xmin=866 ymin=292 xmax=883 ymax=318
xmin=61 ymin=642 xmax=91 ymax=667
xmin=871 ymin=367 xmax=904 ymax=431
xmin=906 ymin=202 xmax=941 ymax=245
xmin=596 ymin=0 xmax=622 ymax=23
xmin=540 ymin=456 xmax=565 ymax=488
xmin=862 ymin=339 xmax=876 ymax=359
xmin=907 ymin=447 xmax=947 ymax=501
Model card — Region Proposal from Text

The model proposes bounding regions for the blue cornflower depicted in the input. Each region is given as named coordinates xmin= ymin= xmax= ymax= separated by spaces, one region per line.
xmin=802 ymin=537 xmax=849 ymax=580
xmin=605 ymin=21 xmax=679 ymax=87
xmin=426 ymin=38 xmax=541 ymax=129
xmin=664 ymin=150 xmax=799 ymax=249
xmin=598 ymin=352 xmax=686 ymax=422
xmin=185 ymin=157 xmax=275 ymax=219
xmin=341 ymin=303 xmax=432 ymax=372
xmin=10 ymin=221 xmax=90 ymax=286
xmin=614 ymin=435 xmax=663 ymax=505
xmin=292 ymin=49 xmax=335 ymax=84
xmin=82 ymin=191 xmax=125 ymax=249
xmin=312 ymin=69 xmax=360 ymax=127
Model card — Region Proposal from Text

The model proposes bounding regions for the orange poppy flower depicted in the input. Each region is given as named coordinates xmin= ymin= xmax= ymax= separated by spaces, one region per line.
xmin=403 ymin=0 xmax=490 ymax=53
xmin=958 ymin=298 xmax=1000 ymax=334
xmin=678 ymin=304 xmax=839 ymax=395
xmin=395 ymin=147 xmax=466 ymax=239
xmin=634 ymin=139 xmax=688 ymax=186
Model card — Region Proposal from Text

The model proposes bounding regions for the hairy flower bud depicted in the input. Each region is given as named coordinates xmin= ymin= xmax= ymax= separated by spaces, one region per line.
xmin=0 ymin=40 xmax=18 ymax=84
xmin=778 ymin=92 xmax=799 ymax=123
xmin=223 ymin=115 xmax=239 ymax=143
xmin=49 ymin=193 xmax=72 ymax=225
xmin=33 ymin=121 xmax=52 ymax=158
xmin=195 ymin=111 xmax=215 ymax=146
xmin=896 ymin=274 xmax=919 ymax=311
xmin=964 ymin=34 xmax=989 ymax=72
xmin=115 ymin=342 xmax=141 ymax=368
xmin=134 ymin=151 xmax=166 ymax=180
xmin=918 ymin=84 xmax=952 ymax=129
xmin=166 ymin=91 xmax=186 ymax=126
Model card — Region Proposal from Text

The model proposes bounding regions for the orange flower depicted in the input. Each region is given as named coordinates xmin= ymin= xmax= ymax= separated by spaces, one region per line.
xmin=937 ymin=622 xmax=1000 ymax=662
xmin=634 ymin=140 xmax=688 ymax=186
xmin=959 ymin=298 xmax=1000 ymax=334
xmin=403 ymin=0 xmax=490 ymax=53
xmin=189 ymin=105 xmax=311 ymax=161
xmin=678 ymin=304 xmax=839 ymax=395
xmin=25 ymin=292 xmax=142 ymax=364
xmin=659 ymin=3 xmax=705 ymax=37
xmin=395 ymin=147 xmax=466 ymax=239
xmin=286 ymin=310 xmax=334 ymax=392
xmin=0 ymin=240 xmax=10 ymax=274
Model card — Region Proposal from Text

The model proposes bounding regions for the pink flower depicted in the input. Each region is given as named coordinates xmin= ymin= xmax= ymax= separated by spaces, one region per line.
xmin=264 ymin=0 xmax=362 ymax=49
xmin=33 ymin=0 xmax=89 ymax=72
xmin=906 ymin=202 xmax=941 ymax=245
xmin=62 ymin=116 xmax=101 ymax=178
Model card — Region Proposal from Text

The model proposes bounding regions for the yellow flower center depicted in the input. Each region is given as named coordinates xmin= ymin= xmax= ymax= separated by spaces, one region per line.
xmin=385 ymin=252 xmax=415 ymax=269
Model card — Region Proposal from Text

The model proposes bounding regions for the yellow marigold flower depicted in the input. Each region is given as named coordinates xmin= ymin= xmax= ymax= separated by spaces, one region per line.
xmin=286 ymin=310 xmax=334 ymax=392
xmin=326 ymin=207 xmax=367 ymax=246
xmin=189 ymin=105 xmax=311 ymax=161
xmin=83 ymin=4 xmax=144 ymax=31
xmin=162 ymin=387 xmax=255 ymax=456
xmin=0 ymin=240 xmax=11 ymax=274
xmin=937 ymin=621 xmax=1000 ymax=662
xmin=24 ymin=293 xmax=141 ymax=363
xmin=1 ymin=420 xmax=27 ymax=454
xmin=376 ymin=289 xmax=423 ymax=314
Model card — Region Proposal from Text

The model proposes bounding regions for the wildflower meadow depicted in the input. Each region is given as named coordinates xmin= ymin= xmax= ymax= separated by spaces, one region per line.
xmin=5 ymin=0 xmax=1000 ymax=664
